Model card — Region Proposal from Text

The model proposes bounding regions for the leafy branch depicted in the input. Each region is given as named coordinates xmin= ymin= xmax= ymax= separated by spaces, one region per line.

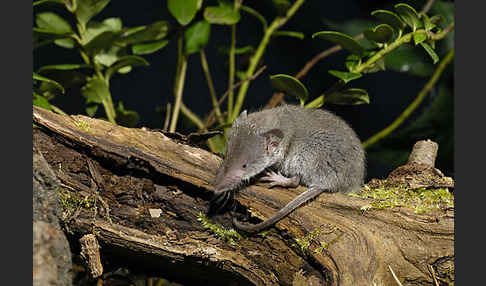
xmin=269 ymin=2 xmax=453 ymax=110
xmin=33 ymin=0 xmax=169 ymax=127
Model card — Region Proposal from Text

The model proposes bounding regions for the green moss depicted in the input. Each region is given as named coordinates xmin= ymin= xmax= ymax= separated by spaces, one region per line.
xmin=75 ymin=119 xmax=90 ymax=132
xmin=197 ymin=213 xmax=243 ymax=246
xmin=257 ymin=229 xmax=270 ymax=238
xmin=292 ymin=225 xmax=344 ymax=254
xmin=349 ymin=184 xmax=454 ymax=214
xmin=292 ymin=228 xmax=323 ymax=252
xmin=58 ymin=187 xmax=97 ymax=219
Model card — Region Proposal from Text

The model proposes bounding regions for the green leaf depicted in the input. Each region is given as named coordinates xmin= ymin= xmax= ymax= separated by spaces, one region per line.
xmin=33 ymin=72 xmax=65 ymax=94
xmin=121 ymin=26 xmax=146 ymax=37
xmin=328 ymin=70 xmax=362 ymax=83
xmin=363 ymin=23 xmax=394 ymax=44
xmin=429 ymin=15 xmax=443 ymax=25
xmin=167 ymin=0 xmax=198 ymax=26
xmin=218 ymin=45 xmax=254 ymax=55
xmin=33 ymin=28 xmax=74 ymax=49
xmin=270 ymin=74 xmax=309 ymax=106
xmin=81 ymin=76 xmax=110 ymax=105
xmin=33 ymin=0 xmax=64 ymax=6
xmin=82 ymin=76 xmax=116 ymax=123
xmin=304 ymin=96 xmax=324 ymax=109
xmin=385 ymin=44 xmax=434 ymax=76
xmin=184 ymin=20 xmax=211 ymax=55
xmin=81 ymin=19 xmax=123 ymax=56
xmin=117 ymin=66 xmax=132 ymax=74
xmin=32 ymin=27 xmax=72 ymax=37
xmin=320 ymin=18 xmax=378 ymax=50
xmin=93 ymin=45 xmax=127 ymax=67
xmin=132 ymin=39 xmax=169 ymax=55
xmin=33 ymin=92 xmax=53 ymax=110
xmin=105 ymin=56 xmax=149 ymax=81
xmin=272 ymin=30 xmax=305 ymax=40
xmin=63 ymin=0 xmax=77 ymax=11
xmin=394 ymin=3 xmax=423 ymax=31
xmin=84 ymin=31 xmax=120 ymax=56
xmin=312 ymin=31 xmax=365 ymax=57
xmin=413 ymin=30 xmax=427 ymax=45
xmin=420 ymin=42 xmax=439 ymax=64
xmin=38 ymin=64 xmax=91 ymax=73
xmin=204 ymin=3 xmax=240 ymax=25
xmin=115 ymin=101 xmax=139 ymax=127
xmin=74 ymin=0 xmax=111 ymax=27
xmin=35 ymin=12 xmax=73 ymax=33
xmin=370 ymin=9 xmax=405 ymax=31
xmin=421 ymin=14 xmax=436 ymax=32
xmin=55 ymin=38 xmax=76 ymax=48
xmin=82 ymin=18 xmax=122 ymax=45
xmin=234 ymin=46 xmax=254 ymax=55
xmin=325 ymin=88 xmax=370 ymax=105
xmin=35 ymin=12 xmax=75 ymax=48
xmin=345 ymin=54 xmax=360 ymax=72
xmin=120 ymin=21 xmax=169 ymax=45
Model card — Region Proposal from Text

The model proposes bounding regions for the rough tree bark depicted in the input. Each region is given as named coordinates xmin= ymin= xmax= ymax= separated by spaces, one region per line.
xmin=32 ymin=106 xmax=454 ymax=286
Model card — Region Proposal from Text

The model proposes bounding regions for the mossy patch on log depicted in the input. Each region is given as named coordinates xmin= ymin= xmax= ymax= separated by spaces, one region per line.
xmin=350 ymin=180 xmax=454 ymax=214
xmin=197 ymin=213 xmax=243 ymax=246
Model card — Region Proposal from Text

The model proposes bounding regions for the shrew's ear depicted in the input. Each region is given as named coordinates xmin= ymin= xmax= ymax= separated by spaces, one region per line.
xmin=262 ymin=129 xmax=284 ymax=154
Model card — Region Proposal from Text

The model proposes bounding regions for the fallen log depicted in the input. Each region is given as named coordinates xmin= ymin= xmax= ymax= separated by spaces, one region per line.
xmin=32 ymin=106 xmax=454 ymax=286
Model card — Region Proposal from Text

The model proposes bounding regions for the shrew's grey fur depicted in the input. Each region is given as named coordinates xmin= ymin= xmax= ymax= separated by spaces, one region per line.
xmin=210 ymin=105 xmax=365 ymax=233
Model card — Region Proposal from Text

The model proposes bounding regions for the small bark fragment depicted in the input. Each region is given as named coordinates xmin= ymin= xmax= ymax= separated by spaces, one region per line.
xmin=407 ymin=139 xmax=438 ymax=167
xmin=80 ymin=234 xmax=103 ymax=278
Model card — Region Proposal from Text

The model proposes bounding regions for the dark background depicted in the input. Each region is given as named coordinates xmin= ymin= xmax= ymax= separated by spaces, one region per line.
xmin=33 ymin=0 xmax=454 ymax=181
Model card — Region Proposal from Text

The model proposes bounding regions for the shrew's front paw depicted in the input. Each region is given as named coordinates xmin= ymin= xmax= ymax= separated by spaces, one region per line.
xmin=260 ymin=171 xmax=300 ymax=188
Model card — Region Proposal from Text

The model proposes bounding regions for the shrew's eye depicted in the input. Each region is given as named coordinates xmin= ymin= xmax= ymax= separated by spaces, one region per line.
xmin=242 ymin=164 xmax=247 ymax=169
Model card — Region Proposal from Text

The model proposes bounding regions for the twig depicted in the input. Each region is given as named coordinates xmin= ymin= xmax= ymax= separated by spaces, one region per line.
xmin=87 ymin=160 xmax=112 ymax=223
xmin=180 ymin=102 xmax=205 ymax=130
xmin=431 ymin=22 xmax=455 ymax=41
xmin=227 ymin=24 xmax=236 ymax=119
xmin=420 ymin=0 xmax=436 ymax=15
xmin=427 ymin=265 xmax=440 ymax=286
xmin=169 ymin=35 xmax=188 ymax=133
xmin=200 ymin=50 xmax=223 ymax=124
xmin=179 ymin=102 xmax=218 ymax=152
xmin=363 ymin=48 xmax=454 ymax=148
xmin=50 ymin=104 xmax=67 ymax=115
xmin=163 ymin=102 xmax=171 ymax=132
xmin=388 ymin=265 xmax=404 ymax=286
xmin=297 ymin=34 xmax=364 ymax=80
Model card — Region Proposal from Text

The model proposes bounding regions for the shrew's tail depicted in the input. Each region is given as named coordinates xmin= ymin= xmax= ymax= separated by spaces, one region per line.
xmin=232 ymin=188 xmax=324 ymax=233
